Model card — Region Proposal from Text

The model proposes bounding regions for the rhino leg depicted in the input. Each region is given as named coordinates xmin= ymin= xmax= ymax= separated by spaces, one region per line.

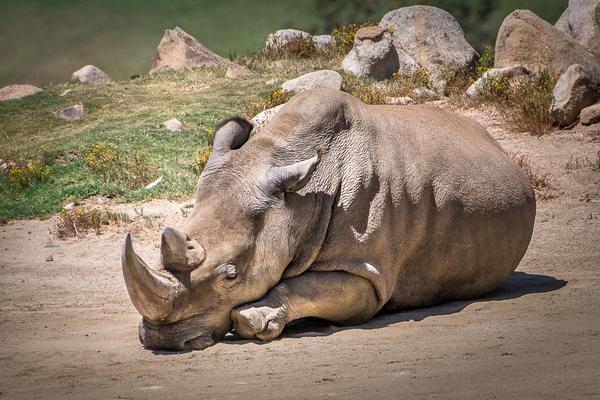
xmin=231 ymin=271 xmax=379 ymax=341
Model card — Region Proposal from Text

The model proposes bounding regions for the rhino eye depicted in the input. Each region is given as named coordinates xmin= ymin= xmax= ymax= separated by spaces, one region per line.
xmin=224 ymin=264 xmax=237 ymax=280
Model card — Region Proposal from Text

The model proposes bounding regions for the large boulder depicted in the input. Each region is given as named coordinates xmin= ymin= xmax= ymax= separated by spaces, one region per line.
xmin=556 ymin=0 xmax=600 ymax=58
xmin=465 ymin=66 xmax=530 ymax=97
xmin=150 ymin=27 xmax=232 ymax=74
xmin=0 ymin=84 xmax=42 ymax=101
xmin=282 ymin=70 xmax=343 ymax=93
xmin=549 ymin=64 xmax=600 ymax=126
xmin=71 ymin=65 xmax=110 ymax=84
xmin=495 ymin=10 xmax=600 ymax=76
xmin=312 ymin=34 xmax=336 ymax=50
xmin=265 ymin=29 xmax=312 ymax=49
xmin=379 ymin=6 xmax=477 ymax=87
xmin=341 ymin=26 xmax=402 ymax=80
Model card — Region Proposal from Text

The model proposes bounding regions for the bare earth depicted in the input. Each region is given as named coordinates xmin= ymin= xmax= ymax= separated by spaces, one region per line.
xmin=1 ymin=107 xmax=599 ymax=399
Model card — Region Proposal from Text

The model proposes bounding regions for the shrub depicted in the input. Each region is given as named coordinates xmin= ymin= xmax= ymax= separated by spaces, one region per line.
xmin=476 ymin=45 xmax=495 ymax=77
xmin=55 ymin=207 xmax=130 ymax=238
xmin=81 ymin=142 xmax=155 ymax=189
xmin=4 ymin=159 xmax=50 ymax=188
xmin=192 ymin=147 xmax=212 ymax=174
xmin=244 ymin=88 xmax=294 ymax=117
xmin=331 ymin=21 xmax=373 ymax=54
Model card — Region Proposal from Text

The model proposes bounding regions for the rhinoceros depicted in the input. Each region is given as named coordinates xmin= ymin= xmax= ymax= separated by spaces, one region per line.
xmin=122 ymin=88 xmax=535 ymax=350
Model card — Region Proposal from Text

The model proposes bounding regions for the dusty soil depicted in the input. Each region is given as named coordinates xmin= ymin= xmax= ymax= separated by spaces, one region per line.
xmin=1 ymin=109 xmax=599 ymax=399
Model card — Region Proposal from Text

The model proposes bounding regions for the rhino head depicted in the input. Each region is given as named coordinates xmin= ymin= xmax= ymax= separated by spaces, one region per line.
xmin=122 ymin=117 xmax=321 ymax=350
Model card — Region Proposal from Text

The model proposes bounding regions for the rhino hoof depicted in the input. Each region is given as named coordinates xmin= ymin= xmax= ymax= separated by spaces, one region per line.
xmin=231 ymin=305 xmax=285 ymax=341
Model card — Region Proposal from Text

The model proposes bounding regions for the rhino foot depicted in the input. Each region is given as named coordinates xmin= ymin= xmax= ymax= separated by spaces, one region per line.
xmin=231 ymin=303 xmax=287 ymax=341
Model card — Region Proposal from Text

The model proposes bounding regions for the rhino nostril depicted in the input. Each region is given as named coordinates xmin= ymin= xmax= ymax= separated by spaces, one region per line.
xmin=187 ymin=245 xmax=194 ymax=250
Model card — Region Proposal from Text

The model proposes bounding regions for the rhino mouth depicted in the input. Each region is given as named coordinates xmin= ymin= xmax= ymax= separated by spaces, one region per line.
xmin=138 ymin=316 xmax=217 ymax=351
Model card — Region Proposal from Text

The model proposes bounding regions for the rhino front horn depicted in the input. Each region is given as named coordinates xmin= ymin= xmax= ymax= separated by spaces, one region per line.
xmin=122 ymin=233 xmax=184 ymax=321
xmin=160 ymin=225 xmax=206 ymax=272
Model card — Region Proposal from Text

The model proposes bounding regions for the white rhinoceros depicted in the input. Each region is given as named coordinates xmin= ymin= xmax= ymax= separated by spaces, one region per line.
xmin=122 ymin=88 xmax=535 ymax=350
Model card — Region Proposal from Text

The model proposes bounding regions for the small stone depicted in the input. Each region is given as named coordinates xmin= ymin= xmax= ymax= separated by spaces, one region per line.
xmin=265 ymin=29 xmax=312 ymax=50
xmin=59 ymin=89 xmax=72 ymax=97
xmin=46 ymin=255 xmax=53 ymax=262
xmin=413 ymin=87 xmax=438 ymax=99
xmin=71 ymin=65 xmax=110 ymax=84
xmin=0 ymin=84 xmax=42 ymax=101
xmin=312 ymin=34 xmax=336 ymax=50
xmin=163 ymin=118 xmax=182 ymax=131
xmin=465 ymin=66 xmax=530 ymax=97
xmin=56 ymin=104 xmax=84 ymax=121
xmin=63 ymin=202 xmax=76 ymax=210
xmin=386 ymin=96 xmax=414 ymax=105
xmin=580 ymin=103 xmax=600 ymax=125
xmin=355 ymin=26 xmax=385 ymax=41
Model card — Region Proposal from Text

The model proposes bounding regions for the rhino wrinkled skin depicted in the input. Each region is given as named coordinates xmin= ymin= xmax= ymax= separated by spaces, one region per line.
xmin=122 ymin=88 xmax=535 ymax=351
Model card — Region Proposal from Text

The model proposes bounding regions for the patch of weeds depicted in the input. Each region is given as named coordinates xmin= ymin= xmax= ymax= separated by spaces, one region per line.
xmin=243 ymin=88 xmax=294 ymax=117
xmin=264 ymin=36 xmax=318 ymax=59
xmin=342 ymin=75 xmax=387 ymax=105
xmin=331 ymin=21 xmax=374 ymax=54
xmin=512 ymin=153 xmax=554 ymax=199
xmin=54 ymin=207 xmax=130 ymax=238
xmin=192 ymin=147 xmax=212 ymax=174
xmin=566 ymin=152 xmax=600 ymax=172
xmin=2 ymin=159 xmax=51 ymax=188
xmin=476 ymin=45 xmax=495 ymax=77
xmin=81 ymin=142 xmax=156 ymax=189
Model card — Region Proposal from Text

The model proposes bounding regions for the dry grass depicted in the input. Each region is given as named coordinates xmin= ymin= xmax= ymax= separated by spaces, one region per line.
xmin=54 ymin=207 xmax=130 ymax=238
xmin=566 ymin=152 xmax=600 ymax=172
xmin=511 ymin=152 xmax=555 ymax=199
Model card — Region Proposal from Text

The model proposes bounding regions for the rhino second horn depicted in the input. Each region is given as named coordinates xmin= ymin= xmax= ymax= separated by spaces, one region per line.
xmin=160 ymin=225 xmax=206 ymax=272
xmin=122 ymin=233 xmax=184 ymax=321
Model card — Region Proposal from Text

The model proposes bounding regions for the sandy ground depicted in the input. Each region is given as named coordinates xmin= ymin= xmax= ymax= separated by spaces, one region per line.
xmin=1 ymin=108 xmax=599 ymax=399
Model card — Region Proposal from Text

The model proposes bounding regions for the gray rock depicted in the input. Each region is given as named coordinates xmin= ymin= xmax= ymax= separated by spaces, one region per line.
xmin=150 ymin=27 xmax=232 ymax=74
xmin=265 ymin=29 xmax=312 ymax=49
xmin=495 ymin=10 xmax=600 ymax=76
xmin=225 ymin=64 xmax=252 ymax=78
xmin=556 ymin=0 xmax=600 ymax=58
xmin=380 ymin=6 xmax=477 ymax=87
xmin=580 ymin=103 xmax=600 ymax=125
xmin=71 ymin=65 xmax=110 ymax=84
xmin=163 ymin=118 xmax=183 ymax=131
xmin=385 ymin=96 xmax=414 ymax=105
xmin=312 ymin=34 xmax=335 ymax=50
xmin=56 ymin=105 xmax=84 ymax=121
xmin=250 ymin=104 xmax=285 ymax=131
xmin=413 ymin=87 xmax=439 ymax=99
xmin=0 ymin=84 xmax=42 ymax=101
xmin=341 ymin=26 xmax=400 ymax=80
xmin=281 ymin=70 xmax=343 ymax=93
xmin=465 ymin=66 xmax=530 ymax=97
xmin=550 ymin=64 xmax=600 ymax=126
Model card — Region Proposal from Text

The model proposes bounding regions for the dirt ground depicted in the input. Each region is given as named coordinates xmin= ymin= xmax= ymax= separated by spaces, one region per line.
xmin=1 ymin=108 xmax=599 ymax=399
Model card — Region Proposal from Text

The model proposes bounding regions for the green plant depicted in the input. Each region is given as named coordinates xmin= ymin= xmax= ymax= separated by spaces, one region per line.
xmin=54 ymin=207 xmax=130 ymax=238
xmin=476 ymin=45 xmax=495 ymax=77
xmin=192 ymin=147 xmax=212 ymax=174
xmin=244 ymin=88 xmax=294 ymax=117
xmin=3 ymin=159 xmax=50 ymax=188
xmin=331 ymin=21 xmax=373 ymax=54
xmin=263 ymin=35 xmax=318 ymax=59
xmin=507 ymin=71 xmax=556 ymax=135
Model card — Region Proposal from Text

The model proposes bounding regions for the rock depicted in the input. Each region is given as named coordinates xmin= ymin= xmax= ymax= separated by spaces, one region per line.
xmin=465 ymin=66 xmax=530 ymax=97
xmin=495 ymin=10 xmax=600 ymax=76
xmin=556 ymin=0 xmax=600 ymax=58
xmin=71 ymin=65 xmax=110 ymax=84
xmin=380 ymin=6 xmax=477 ymax=87
xmin=0 ymin=84 xmax=42 ymax=101
xmin=341 ymin=26 xmax=400 ymax=80
xmin=413 ymin=87 xmax=438 ymax=99
xmin=163 ymin=118 xmax=183 ymax=131
xmin=385 ymin=96 xmax=414 ymax=105
xmin=312 ymin=34 xmax=335 ymax=50
xmin=580 ymin=103 xmax=600 ymax=125
xmin=150 ymin=27 xmax=232 ymax=74
xmin=550 ymin=64 xmax=600 ymax=127
xmin=265 ymin=29 xmax=312 ymax=49
xmin=282 ymin=70 xmax=343 ymax=93
xmin=251 ymin=104 xmax=285 ymax=131
xmin=225 ymin=64 xmax=252 ymax=78
xmin=56 ymin=105 xmax=84 ymax=121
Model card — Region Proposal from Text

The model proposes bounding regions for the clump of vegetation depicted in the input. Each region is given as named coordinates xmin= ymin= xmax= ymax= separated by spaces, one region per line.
xmin=331 ymin=21 xmax=374 ymax=54
xmin=81 ymin=142 xmax=156 ymax=189
xmin=244 ymin=88 xmax=295 ymax=117
xmin=566 ymin=152 xmax=600 ymax=172
xmin=54 ymin=207 xmax=130 ymax=238
xmin=512 ymin=153 xmax=554 ymax=199
xmin=476 ymin=45 xmax=495 ymax=77
xmin=3 ymin=159 xmax=51 ymax=188
xmin=263 ymin=36 xmax=318 ymax=59
xmin=192 ymin=147 xmax=212 ymax=174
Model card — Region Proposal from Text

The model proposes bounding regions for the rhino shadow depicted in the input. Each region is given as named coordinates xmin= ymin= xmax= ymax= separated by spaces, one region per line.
xmin=224 ymin=271 xmax=566 ymax=344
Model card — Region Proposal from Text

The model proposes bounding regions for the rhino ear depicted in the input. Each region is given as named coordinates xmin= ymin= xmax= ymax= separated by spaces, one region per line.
xmin=212 ymin=117 xmax=253 ymax=152
xmin=267 ymin=147 xmax=322 ymax=193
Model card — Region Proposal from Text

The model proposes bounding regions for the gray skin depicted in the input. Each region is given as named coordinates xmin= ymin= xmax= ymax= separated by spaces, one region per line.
xmin=122 ymin=88 xmax=535 ymax=351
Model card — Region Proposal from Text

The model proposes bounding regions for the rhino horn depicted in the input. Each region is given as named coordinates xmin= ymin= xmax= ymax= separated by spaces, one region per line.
xmin=122 ymin=233 xmax=184 ymax=321
xmin=160 ymin=225 xmax=206 ymax=272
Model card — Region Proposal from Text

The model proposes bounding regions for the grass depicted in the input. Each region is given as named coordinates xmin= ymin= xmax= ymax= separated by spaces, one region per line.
xmin=54 ymin=207 xmax=130 ymax=238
